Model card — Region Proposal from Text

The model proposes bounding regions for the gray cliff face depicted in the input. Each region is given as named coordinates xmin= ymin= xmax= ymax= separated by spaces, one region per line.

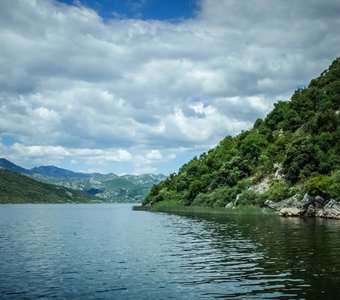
xmin=264 ymin=194 xmax=340 ymax=219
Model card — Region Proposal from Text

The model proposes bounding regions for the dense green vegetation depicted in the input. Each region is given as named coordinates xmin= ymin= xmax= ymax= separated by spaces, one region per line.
xmin=0 ymin=169 xmax=99 ymax=203
xmin=143 ymin=58 xmax=340 ymax=208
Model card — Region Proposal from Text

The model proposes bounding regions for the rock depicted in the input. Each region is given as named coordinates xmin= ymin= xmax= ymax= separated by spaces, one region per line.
xmin=250 ymin=177 xmax=270 ymax=194
xmin=273 ymin=163 xmax=283 ymax=179
xmin=263 ymin=194 xmax=300 ymax=211
xmin=263 ymin=200 xmax=277 ymax=210
xmin=314 ymin=195 xmax=328 ymax=208
xmin=273 ymin=163 xmax=281 ymax=170
xmin=316 ymin=200 xmax=340 ymax=219
xmin=234 ymin=194 xmax=241 ymax=205
xmin=306 ymin=205 xmax=316 ymax=217
xmin=324 ymin=199 xmax=340 ymax=209
xmin=279 ymin=207 xmax=303 ymax=217
xmin=225 ymin=202 xmax=234 ymax=209
xmin=264 ymin=194 xmax=340 ymax=219
xmin=299 ymin=193 xmax=314 ymax=209
xmin=277 ymin=195 xmax=300 ymax=210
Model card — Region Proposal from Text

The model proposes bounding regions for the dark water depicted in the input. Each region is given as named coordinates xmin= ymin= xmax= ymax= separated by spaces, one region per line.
xmin=1 ymin=204 xmax=340 ymax=299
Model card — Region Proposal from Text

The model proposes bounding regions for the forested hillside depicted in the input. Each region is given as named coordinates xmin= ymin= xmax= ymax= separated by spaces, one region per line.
xmin=143 ymin=58 xmax=340 ymax=208
xmin=0 ymin=169 xmax=99 ymax=204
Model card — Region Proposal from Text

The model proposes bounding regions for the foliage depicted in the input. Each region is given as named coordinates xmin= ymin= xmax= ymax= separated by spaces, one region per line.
xmin=236 ymin=190 xmax=259 ymax=206
xmin=282 ymin=136 xmax=319 ymax=183
xmin=305 ymin=175 xmax=331 ymax=198
xmin=152 ymin=198 xmax=185 ymax=209
xmin=0 ymin=169 xmax=99 ymax=204
xmin=329 ymin=171 xmax=340 ymax=201
xmin=261 ymin=181 xmax=291 ymax=203
xmin=143 ymin=57 xmax=340 ymax=208
xmin=193 ymin=186 xmax=238 ymax=207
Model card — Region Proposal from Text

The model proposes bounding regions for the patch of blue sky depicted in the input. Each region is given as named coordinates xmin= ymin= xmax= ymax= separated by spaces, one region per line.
xmin=60 ymin=156 xmax=135 ymax=174
xmin=57 ymin=0 xmax=198 ymax=22
xmin=191 ymin=97 xmax=209 ymax=107
xmin=1 ymin=135 xmax=18 ymax=146
xmin=295 ymin=83 xmax=307 ymax=89
xmin=157 ymin=148 xmax=205 ymax=175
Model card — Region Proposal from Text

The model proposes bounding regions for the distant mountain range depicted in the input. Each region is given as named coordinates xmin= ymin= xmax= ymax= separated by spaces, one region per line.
xmin=0 ymin=158 xmax=93 ymax=178
xmin=0 ymin=158 xmax=166 ymax=203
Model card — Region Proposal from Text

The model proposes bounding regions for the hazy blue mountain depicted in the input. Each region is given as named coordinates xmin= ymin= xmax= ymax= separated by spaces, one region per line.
xmin=31 ymin=165 xmax=90 ymax=178
xmin=0 ymin=158 xmax=31 ymax=175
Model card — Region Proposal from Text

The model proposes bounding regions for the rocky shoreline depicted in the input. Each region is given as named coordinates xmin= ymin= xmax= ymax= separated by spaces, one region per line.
xmin=263 ymin=194 xmax=340 ymax=219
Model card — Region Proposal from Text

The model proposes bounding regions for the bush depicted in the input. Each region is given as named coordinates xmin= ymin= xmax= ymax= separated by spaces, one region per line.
xmin=153 ymin=198 xmax=184 ymax=209
xmin=283 ymin=137 xmax=319 ymax=183
xmin=237 ymin=190 xmax=259 ymax=206
xmin=329 ymin=171 xmax=340 ymax=201
xmin=264 ymin=181 xmax=290 ymax=202
xmin=192 ymin=186 xmax=238 ymax=207
xmin=192 ymin=193 xmax=211 ymax=207
xmin=306 ymin=175 xmax=331 ymax=198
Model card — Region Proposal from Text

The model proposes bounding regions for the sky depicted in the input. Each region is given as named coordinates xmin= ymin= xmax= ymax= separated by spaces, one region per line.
xmin=0 ymin=0 xmax=339 ymax=175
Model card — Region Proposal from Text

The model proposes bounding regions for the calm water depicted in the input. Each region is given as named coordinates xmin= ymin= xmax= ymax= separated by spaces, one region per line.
xmin=1 ymin=204 xmax=340 ymax=299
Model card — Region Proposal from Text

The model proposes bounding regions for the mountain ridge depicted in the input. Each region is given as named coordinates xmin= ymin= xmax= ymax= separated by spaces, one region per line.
xmin=0 ymin=158 xmax=32 ymax=175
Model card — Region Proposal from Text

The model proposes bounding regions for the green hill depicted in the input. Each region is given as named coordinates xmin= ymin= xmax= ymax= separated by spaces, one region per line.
xmin=0 ymin=169 xmax=100 ymax=204
xmin=143 ymin=58 xmax=340 ymax=208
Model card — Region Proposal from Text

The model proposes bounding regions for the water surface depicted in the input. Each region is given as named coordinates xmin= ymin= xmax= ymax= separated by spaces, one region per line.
xmin=1 ymin=204 xmax=340 ymax=299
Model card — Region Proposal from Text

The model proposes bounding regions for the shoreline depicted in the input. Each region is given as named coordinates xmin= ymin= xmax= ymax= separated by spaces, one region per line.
xmin=134 ymin=201 xmax=340 ymax=220
xmin=133 ymin=205 xmax=273 ymax=216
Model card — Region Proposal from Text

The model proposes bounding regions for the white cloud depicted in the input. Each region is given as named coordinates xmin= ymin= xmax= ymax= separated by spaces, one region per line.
xmin=112 ymin=149 xmax=132 ymax=162
xmin=147 ymin=150 xmax=162 ymax=160
xmin=0 ymin=0 xmax=339 ymax=174
xmin=11 ymin=144 xmax=67 ymax=157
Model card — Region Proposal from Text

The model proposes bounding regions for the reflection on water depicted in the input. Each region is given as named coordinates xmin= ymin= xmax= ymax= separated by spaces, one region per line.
xmin=0 ymin=204 xmax=340 ymax=299
xmin=177 ymin=213 xmax=340 ymax=299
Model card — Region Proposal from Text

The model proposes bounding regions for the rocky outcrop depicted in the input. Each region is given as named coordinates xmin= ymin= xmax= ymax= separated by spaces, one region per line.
xmin=250 ymin=177 xmax=271 ymax=194
xmin=263 ymin=194 xmax=340 ymax=219
xmin=273 ymin=163 xmax=284 ymax=179
xmin=315 ymin=200 xmax=340 ymax=219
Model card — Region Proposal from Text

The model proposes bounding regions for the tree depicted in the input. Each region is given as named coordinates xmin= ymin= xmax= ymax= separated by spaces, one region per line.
xmin=283 ymin=137 xmax=319 ymax=183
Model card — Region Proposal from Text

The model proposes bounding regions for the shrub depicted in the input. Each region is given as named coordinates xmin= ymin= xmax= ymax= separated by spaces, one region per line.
xmin=237 ymin=190 xmax=258 ymax=206
xmin=329 ymin=171 xmax=340 ymax=201
xmin=306 ymin=175 xmax=331 ymax=198
xmin=283 ymin=137 xmax=319 ymax=183
xmin=264 ymin=181 xmax=290 ymax=202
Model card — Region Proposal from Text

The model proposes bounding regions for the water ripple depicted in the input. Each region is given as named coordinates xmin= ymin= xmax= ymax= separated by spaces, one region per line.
xmin=1 ymin=204 xmax=340 ymax=299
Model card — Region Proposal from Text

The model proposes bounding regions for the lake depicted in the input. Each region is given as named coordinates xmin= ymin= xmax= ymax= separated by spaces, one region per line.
xmin=1 ymin=204 xmax=340 ymax=299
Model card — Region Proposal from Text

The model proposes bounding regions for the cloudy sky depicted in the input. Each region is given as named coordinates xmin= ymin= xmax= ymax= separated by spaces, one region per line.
xmin=0 ymin=0 xmax=339 ymax=174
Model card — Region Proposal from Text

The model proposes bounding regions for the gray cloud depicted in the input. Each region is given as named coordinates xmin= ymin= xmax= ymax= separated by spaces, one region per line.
xmin=0 ymin=0 xmax=339 ymax=173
